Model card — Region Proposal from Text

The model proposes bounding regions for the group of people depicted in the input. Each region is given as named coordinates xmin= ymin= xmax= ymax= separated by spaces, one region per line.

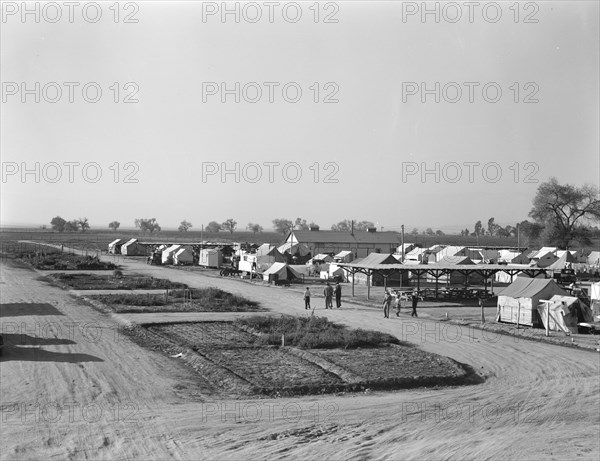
xmin=382 ymin=289 xmax=419 ymax=318
xmin=303 ymin=283 xmax=419 ymax=318
xmin=303 ymin=282 xmax=342 ymax=310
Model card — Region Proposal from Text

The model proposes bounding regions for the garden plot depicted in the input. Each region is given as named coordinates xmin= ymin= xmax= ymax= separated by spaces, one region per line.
xmin=47 ymin=272 xmax=187 ymax=290
xmin=91 ymin=288 xmax=263 ymax=314
xmin=143 ymin=319 xmax=474 ymax=397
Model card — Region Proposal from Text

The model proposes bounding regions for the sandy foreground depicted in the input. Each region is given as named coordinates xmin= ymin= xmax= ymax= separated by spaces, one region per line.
xmin=1 ymin=257 xmax=599 ymax=460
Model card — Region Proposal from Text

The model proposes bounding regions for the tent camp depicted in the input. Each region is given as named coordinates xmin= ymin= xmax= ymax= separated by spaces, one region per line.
xmin=173 ymin=247 xmax=194 ymax=265
xmin=497 ymin=278 xmax=569 ymax=327
xmin=262 ymin=262 xmax=302 ymax=283
xmin=121 ymin=238 xmax=146 ymax=256
xmin=108 ymin=239 xmax=126 ymax=254
xmin=537 ymin=295 xmax=594 ymax=334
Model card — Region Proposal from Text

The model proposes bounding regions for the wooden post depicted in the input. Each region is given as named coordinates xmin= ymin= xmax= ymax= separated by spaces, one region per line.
xmin=367 ymin=271 xmax=371 ymax=300
xmin=352 ymin=269 xmax=355 ymax=297
xmin=516 ymin=300 xmax=521 ymax=329
xmin=546 ymin=301 xmax=550 ymax=337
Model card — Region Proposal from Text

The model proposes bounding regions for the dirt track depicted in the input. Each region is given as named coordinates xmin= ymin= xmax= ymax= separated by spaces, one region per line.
xmin=1 ymin=257 xmax=599 ymax=460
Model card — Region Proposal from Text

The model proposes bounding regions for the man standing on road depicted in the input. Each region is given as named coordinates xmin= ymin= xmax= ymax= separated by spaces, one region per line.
xmin=411 ymin=293 xmax=419 ymax=317
xmin=304 ymin=287 xmax=311 ymax=310
xmin=334 ymin=282 xmax=342 ymax=308
xmin=324 ymin=283 xmax=334 ymax=309
xmin=383 ymin=289 xmax=392 ymax=318
xmin=395 ymin=292 xmax=402 ymax=317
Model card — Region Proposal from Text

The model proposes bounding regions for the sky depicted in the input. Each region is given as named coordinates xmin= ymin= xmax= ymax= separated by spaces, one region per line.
xmin=1 ymin=1 xmax=598 ymax=232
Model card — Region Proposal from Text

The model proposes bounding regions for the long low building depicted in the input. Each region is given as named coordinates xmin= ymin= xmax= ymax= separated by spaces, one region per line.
xmin=283 ymin=228 xmax=402 ymax=259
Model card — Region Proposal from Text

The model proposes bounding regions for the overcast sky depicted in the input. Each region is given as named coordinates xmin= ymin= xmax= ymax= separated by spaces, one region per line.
xmin=1 ymin=1 xmax=598 ymax=232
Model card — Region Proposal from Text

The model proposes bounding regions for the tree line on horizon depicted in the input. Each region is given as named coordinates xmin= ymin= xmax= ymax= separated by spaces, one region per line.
xmin=48 ymin=178 xmax=600 ymax=250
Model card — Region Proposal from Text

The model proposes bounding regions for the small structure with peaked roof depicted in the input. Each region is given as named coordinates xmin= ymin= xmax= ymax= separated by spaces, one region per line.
xmin=496 ymin=278 xmax=569 ymax=327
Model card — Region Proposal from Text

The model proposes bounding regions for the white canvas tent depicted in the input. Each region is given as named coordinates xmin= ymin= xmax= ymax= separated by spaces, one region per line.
xmin=537 ymin=295 xmax=594 ymax=334
xmin=108 ymin=239 xmax=126 ymax=254
xmin=587 ymin=251 xmax=600 ymax=267
xmin=161 ymin=245 xmax=182 ymax=265
xmin=497 ymin=278 xmax=569 ymax=327
xmin=262 ymin=262 xmax=302 ymax=282
xmin=174 ymin=247 xmax=194 ymax=265
xmin=121 ymin=238 xmax=145 ymax=256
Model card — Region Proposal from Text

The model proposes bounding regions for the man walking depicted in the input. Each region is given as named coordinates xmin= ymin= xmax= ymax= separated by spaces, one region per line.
xmin=411 ymin=293 xmax=419 ymax=317
xmin=334 ymin=282 xmax=342 ymax=308
xmin=324 ymin=283 xmax=334 ymax=309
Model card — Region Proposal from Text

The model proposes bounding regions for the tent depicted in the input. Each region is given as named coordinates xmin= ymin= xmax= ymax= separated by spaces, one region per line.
xmin=542 ymin=252 xmax=577 ymax=270
xmin=262 ymin=262 xmax=302 ymax=282
xmin=174 ymin=247 xmax=194 ymax=265
xmin=334 ymin=250 xmax=354 ymax=263
xmin=161 ymin=245 xmax=182 ymax=265
xmin=537 ymin=295 xmax=594 ymax=334
xmin=121 ymin=238 xmax=146 ymax=256
xmin=494 ymin=264 xmax=531 ymax=283
xmin=108 ymin=239 xmax=126 ymax=254
xmin=309 ymin=253 xmax=334 ymax=264
xmin=496 ymin=278 xmax=569 ymax=327
xmin=587 ymin=251 xmax=600 ymax=267
xmin=590 ymin=282 xmax=600 ymax=301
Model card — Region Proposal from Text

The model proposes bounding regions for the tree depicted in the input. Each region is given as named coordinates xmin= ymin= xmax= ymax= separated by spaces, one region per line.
xmin=64 ymin=220 xmax=79 ymax=232
xmin=221 ymin=218 xmax=237 ymax=234
xmin=487 ymin=217 xmax=500 ymax=237
xmin=294 ymin=218 xmax=310 ymax=230
xmin=308 ymin=222 xmax=320 ymax=230
xmin=77 ymin=217 xmax=89 ymax=233
xmin=410 ymin=227 xmax=419 ymax=235
xmin=108 ymin=221 xmax=120 ymax=231
xmin=517 ymin=220 xmax=544 ymax=244
xmin=205 ymin=221 xmax=222 ymax=233
xmin=247 ymin=223 xmax=263 ymax=234
xmin=425 ymin=228 xmax=434 ymax=235
xmin=273 ymin=218 xmax=294 ymax=234
xmin=435 ymin=229 xmax=445 ymax=236
xmin=474 ymin=220 xmax=483 ymax=236
xmin=529 ymin=178 xmax=600 ymax=249
xmin=50 ymin=216 xmax=66 ymax=232
xmin=331 ymin=219 xmax=375 ymax=232
xmin=178 ymin=220 xmax=193 ymax=232
xmin=135 ymin=218 xmax=161 ymax=234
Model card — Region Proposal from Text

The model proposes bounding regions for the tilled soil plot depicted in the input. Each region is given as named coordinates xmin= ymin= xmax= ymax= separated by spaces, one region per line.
xmin=150 ymin=322 xmax=262 ymax=349
xmin=312 ymin=345 xmax=468 ymax=387
xmin=204 ymin=347 xmax=344 ymax=391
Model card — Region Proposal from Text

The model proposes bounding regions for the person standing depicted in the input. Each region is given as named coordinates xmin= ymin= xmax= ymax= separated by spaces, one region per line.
xmin=334 ymin=282 xmax=342 ymax=308
xmin=304 ymin=287 xmax=311 ymax=310
xmin=383 ymin=289 xmax=392 ymax=318
xmin=324 ymin=283 xmax=334 ymax=309
xmin=411 ymin=293 xmax=419 ymax=317
xmin=395 ymin=292 xmax=402 ymax=317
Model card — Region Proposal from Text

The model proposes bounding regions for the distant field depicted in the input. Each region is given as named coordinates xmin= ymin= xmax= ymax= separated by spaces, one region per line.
xmin=1 ymin=227 xmax=598 ymax=252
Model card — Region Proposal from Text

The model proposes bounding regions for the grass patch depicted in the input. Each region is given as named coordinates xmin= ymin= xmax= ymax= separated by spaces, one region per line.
xmin=49 ymin=273 xmax=187 ymax=290
xmin=235 ymin=315 xmax=401 ymax=349
xmin=91 ymin=288 xmax=262 ymax=313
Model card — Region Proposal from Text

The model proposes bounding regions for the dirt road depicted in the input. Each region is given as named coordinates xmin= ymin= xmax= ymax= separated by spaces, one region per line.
xmin=1 ymin=258 xmax=599 ymax=460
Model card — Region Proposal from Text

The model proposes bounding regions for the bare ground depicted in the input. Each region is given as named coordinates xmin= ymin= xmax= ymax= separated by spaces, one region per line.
xmin=1 ymin=255 xmax=599 ymax=460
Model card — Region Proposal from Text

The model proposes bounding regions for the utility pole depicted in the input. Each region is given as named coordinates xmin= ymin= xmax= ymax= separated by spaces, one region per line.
xmin=401 ymin=224 xmax=405 ymax=263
